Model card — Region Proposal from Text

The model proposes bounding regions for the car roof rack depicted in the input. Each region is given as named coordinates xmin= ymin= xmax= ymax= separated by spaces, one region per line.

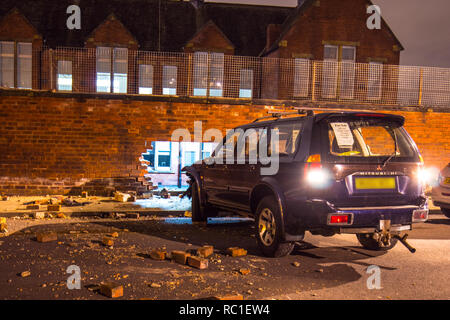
xmin=252 ymin=109 xmax=313 ymax=123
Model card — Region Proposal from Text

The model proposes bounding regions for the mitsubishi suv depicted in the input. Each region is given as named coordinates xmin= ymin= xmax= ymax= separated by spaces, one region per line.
xmin=182 ymin=111 xmax=429 ymax=257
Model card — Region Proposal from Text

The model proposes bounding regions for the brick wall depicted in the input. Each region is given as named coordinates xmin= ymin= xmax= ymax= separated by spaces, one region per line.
xmin=0 ymin=90 xmax=449 ymax=195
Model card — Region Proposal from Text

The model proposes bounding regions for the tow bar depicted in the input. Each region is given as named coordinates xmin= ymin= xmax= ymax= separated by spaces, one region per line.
xmin=393 ymin=234 xmax=416 ymax=253
xmin=379 ymin=219 xmax=416 ymax=253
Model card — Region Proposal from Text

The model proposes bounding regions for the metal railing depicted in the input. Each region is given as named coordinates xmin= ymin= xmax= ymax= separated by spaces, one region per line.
xmin=1 ymin=46 xmax=449 ymax=108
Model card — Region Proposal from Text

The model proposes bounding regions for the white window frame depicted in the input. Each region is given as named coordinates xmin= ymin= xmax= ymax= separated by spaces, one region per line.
xmin=0 ymin=41 xmax=14 ymax=88
xmin=57 ymin=60 xmax=73 ymax=91
xmin=239 ymin=69 xmax=254 ymax=98
xmin=139 ymin=64 xmax=153 ymax=94
xmin=293 ymin=58 xmax=311 ymax=98
xmin=367 ymin=62 xmax=383 ymax=100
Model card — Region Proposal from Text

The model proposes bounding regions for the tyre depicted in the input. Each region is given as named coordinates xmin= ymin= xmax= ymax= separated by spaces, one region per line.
xmin=191 ymin=180 xmax=206 ymax=222
xmin=441 ymin=208 xmax=450 ymax=218
xmin=356 ymin=233 xmax=398 ymax=251
xmin=255 ymin=196 xmax=294 ymax=257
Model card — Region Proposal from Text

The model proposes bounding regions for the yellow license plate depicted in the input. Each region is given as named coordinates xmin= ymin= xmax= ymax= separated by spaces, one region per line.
xmin=445 ymin=177 xmax=450 ymax=185
xmin=355 ymin=177 xmax=396 ymax=190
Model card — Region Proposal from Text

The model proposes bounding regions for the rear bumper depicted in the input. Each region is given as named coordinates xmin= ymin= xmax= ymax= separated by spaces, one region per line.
xmin=285 ymin=199 xmax=428 ymax=234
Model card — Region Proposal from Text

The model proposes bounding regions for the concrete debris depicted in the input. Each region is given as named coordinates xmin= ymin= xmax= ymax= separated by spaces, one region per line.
xmin=2 ymin=196 xmax=9 ymax=201
xmin=56 ymin=213 xmax=66 ymax=219
xmin=81 ymin=191 xmax=88 ymax=198
xmin=109 ymin=232 xmax=119 ymax=238
xmin=187 ymin=256 xmax=208 ymax=269
xmin=149 ymin=283 xmax=162 ymax=288
xmin=292 ymin=262 xmax=301 ymax=267
xmin=36 ymin=231 xmax=57 ymax=243
xmin=227 ymin=247 xmax=247 ymax=257
xmin=100 ymin=282 xmax=123 ymax=298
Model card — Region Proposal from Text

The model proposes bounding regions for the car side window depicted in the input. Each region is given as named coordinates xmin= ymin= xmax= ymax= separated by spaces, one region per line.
xmin=213 ymin=129 xmax=242 ymax=164
xmin=235 ymin=127 xmax=267 ymax=163
xmin=270 ymin=122 xmax=303 ymax=157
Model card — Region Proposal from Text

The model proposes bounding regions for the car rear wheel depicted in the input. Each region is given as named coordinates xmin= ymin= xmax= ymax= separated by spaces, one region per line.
xmin=441 ymin=208 xmax=450 ymax=218
xmin=356 ymin=233 xmax=398 ymax=251
xmin=255 ymin=196 xmax=294 ymax=257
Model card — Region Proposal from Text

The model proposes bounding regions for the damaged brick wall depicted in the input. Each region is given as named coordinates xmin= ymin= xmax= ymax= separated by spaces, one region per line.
xmin=0 ymin=89 xmax=449 ymax=195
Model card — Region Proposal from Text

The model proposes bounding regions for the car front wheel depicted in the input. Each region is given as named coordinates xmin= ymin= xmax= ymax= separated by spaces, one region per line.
xmin=441 ymin=208 xmax=450 ymax=218
xmin=255 ymin=196 xmax=294 ymax=257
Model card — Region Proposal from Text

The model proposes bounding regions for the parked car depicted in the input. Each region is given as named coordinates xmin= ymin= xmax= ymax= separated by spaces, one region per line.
xmin=183 ymin=111 xmax=429 ymax=257
xmin=431 ymin=163 xmax=450 ymax=218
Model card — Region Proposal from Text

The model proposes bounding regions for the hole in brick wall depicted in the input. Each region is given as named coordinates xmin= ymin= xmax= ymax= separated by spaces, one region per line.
xmin=140 ymin=141 xmax=217 ymax=188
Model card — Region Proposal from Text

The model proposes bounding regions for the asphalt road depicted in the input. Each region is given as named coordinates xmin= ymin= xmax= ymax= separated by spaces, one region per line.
xmin=0 ymin=214 xmax=449 ymax=300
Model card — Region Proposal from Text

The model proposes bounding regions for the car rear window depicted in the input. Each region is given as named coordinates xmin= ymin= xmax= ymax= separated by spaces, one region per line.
xmin=323 ymin=117 xmax=419 ymax=163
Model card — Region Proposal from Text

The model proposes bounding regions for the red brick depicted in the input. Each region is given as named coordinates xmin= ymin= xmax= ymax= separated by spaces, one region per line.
xmin=197 ymin=245 xmax=214 ymax=258
xmin=187 ymin=256 xmax=208 ymax=269
xmin=171 ymin=250 xmax=191 ymax=265
xmin=99 ymin=282 xmax=123 ymax=298
xmin=227 ymin=247 xmax=247 ymax=257
xmin=36 ymin=231 xmax=57 ymax=243
xmin=150 ymin=249 xmax=166 ymax=260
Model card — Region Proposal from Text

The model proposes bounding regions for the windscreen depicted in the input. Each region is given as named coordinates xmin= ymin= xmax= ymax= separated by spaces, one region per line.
xmin=324 ymin=117 xmax=419 ymax=163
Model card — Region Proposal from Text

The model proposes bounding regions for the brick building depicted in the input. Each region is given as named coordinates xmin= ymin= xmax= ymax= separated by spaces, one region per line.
xmin=0 ymin=0 xmax=448 ymax=195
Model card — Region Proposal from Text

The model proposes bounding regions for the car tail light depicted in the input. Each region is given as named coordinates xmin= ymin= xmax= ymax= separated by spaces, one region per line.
xmin=304 ymin=154 xmax=331 ymax=188
xmin=412 ymin=209 xmax=428 ymax=222
xmin=328 ymin=214 xmax=352 ymax=225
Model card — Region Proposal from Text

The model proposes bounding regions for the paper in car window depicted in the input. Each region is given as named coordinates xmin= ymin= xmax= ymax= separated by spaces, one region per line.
xmin=330 ymin=123 xmax=354 ymax=148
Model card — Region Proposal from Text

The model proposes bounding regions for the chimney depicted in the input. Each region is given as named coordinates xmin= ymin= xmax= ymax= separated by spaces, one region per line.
xmin=190 ymin=0 xmax=206 ymax=31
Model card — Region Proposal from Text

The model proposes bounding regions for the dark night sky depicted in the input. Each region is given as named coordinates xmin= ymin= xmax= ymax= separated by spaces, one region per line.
xmin=207 ymin=0 xmax=450 ymax=68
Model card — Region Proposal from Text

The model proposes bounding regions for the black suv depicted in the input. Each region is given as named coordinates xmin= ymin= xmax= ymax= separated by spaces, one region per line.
xmin=182 ymin=111 xmax=428 ymax=257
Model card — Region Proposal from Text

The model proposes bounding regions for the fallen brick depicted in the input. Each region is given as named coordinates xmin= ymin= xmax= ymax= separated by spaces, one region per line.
xmin=0 ymin=223 xmax=7 ymax=233
xmin=81 ymin=191 xmax=88 ymax=198
xmin=114 ymin=192 xmax=131 ymax=203
xmin=109 ymin=232 xmax=119 ymax=238
xmin=33 ymin=212 xmax=45 ymax=219
xmin=226 ymin=247 xmax=247 ymax=257
xmin=187 ymin=256 xmax=208 ymax=269
xmin=126 ymin=213 xmax=140 ymax=219
xmin=2 ymin=196 xmax=9 ymax=201
xmin=99 ymin=282 xmax=123 ymax=298
xmin=212 ymin=294 xmax=244 ymax=300
xmin=171 ymin=250 xmax=191 ymax=265
xmin=56 ymin=213 xmax=66 ymax=219
xmin=47 ymin=205 xmax=61 ymax=212
xmin=36 ymin=231 xmax=57 ymax=243
xmin=197 ymin=245 xmax=214 ymax=258
xmin=238 ymin=268 xmax=251 ymax=275
xmin=102 ymin=236 xmax=114 ymax=247
xmin=150 ymin=249 xmax=166 ymax=260
xmin=20 ymin=271 xmax=31 ymax=277
xmin=26 ymin=204 xmax=40 ymax=210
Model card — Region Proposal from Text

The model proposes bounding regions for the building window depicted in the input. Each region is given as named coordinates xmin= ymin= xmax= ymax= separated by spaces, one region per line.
xmin=139 ymin=64 xmax=153 ymax=94
xmin=322 ymin=45 xmax=338 ymax=98
xmin=155 ymin=141 xmax=172 ymax=171
xmin=184 ymin=151 xmax=196 ymax=167
xmin=239 ymin=69 xmax=253 ymax=98
xmin=0 ymin=41 xmax=32 ymax=89
xmin=367 ymin=62 xmax=383 ymax=100
xmin=57 ymin=60 xmax=73 ymax=91
xmin=293 ymin=58 xmax=310 ymax=98
xmin=162 ymin=65 xmax=177 ymax=95
xmin=339 ymin=46 xmax=356 ymax=99
xmin=322 ymin=44 xmax=356 ymax=99
xmin=96 ymin=47 xmax=128 ymax=93
xmin=193 ymin=52 xmax=224 ymax=97
xmin=0 ymin=41 xmax=14 ymax=88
